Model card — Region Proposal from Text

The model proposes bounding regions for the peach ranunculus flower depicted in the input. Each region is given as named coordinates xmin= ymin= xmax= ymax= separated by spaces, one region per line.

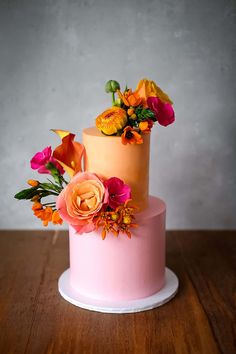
xmin=117 ymin=89 xmax=142 ymax=107
xmin=135 ymin=79 xmax=173 ymax=107
xmin=56 ymin=172 xmax=106 ymax=234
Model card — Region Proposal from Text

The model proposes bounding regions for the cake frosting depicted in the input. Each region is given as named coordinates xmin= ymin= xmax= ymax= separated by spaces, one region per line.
xmin=67 ymin=126 xmax=166 ymax=302
xmin=83 ymin=127 xmax=150 ymax=210
xmin=69 ymin=196 xmax=166 ymax=301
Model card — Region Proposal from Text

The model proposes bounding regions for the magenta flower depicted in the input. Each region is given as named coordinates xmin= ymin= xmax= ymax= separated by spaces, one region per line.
xmin=147 ymin=97 xmax=175 ymax=127
xmin=30 ymin=146 xmax=64 ymax=174
xmin=104 ymin=177 xmax=131 ymax=209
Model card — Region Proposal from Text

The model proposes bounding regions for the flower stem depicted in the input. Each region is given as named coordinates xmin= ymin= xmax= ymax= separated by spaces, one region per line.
xmin=112 ymin=92 xmax=115 ymax=106
xmin=61 ymin=176 xmax=68 ymax=185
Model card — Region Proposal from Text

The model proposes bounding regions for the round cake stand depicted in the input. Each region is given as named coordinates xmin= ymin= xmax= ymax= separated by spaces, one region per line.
xmin=58 ymin=268 xmax=178 ymax=314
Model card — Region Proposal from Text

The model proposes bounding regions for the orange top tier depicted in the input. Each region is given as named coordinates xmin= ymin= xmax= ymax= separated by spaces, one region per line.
xmin=83 ymin=127 xmax=150 ymax=210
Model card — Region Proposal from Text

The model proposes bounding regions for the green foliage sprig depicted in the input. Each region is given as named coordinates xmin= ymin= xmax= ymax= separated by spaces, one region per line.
xmin=135 ymin=106 xmax=156 ymax=122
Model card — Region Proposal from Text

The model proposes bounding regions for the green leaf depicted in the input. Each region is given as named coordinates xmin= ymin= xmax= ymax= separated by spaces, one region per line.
xmin=135 ymin=106 xmax=156 ymax=122
xmin=14 ymin=187 xmax=38 ymax=200
xmin=40 ymin=182 xmax=62 ymax=193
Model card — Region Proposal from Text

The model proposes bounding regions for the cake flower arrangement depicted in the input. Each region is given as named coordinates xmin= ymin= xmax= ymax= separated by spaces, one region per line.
xmin=15 ymin=78 xmax=174 ymax=239
xmin=14 ymin=131 xmax=137 ymax=239
xmin=96 ymin=78 xmax=175 ymax=144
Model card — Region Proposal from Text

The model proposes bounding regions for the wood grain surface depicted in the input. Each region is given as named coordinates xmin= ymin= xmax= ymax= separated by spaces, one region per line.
xmin=0 ymin=230 xmax=235 ymax=354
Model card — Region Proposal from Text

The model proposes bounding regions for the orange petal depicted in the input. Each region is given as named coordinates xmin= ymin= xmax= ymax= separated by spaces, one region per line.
xmin=139 ymin=121 xmax=149 ymax=131
xmin=32 ymin=202 xmax=43 ymax=211
xmin=52 ymin=133 xmax=84 ymax=178
xmin=117 ymin=90 xmax=130 ymax=106
xmin=101 ymin=229 xmax=106 ymax=240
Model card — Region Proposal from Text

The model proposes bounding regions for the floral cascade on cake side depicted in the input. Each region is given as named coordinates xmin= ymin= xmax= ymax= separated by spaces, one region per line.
xmin=15 ymin=78 xmax=174 ymax=239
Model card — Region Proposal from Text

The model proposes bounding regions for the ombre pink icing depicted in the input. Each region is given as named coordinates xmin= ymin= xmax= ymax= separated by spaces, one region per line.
xmin=69 ymin=196 xmax=166 ymax=301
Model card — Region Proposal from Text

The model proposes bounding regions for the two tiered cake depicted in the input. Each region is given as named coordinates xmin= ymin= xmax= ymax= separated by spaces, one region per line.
xmin=69 ymin=127 xmax=166 ymax=301
xmin=15 ymin=78 xmax=178 ymax=312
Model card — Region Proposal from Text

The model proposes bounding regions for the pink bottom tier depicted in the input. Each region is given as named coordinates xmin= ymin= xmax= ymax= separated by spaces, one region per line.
xmin=69 ymin=196 xmax=166 ymax=301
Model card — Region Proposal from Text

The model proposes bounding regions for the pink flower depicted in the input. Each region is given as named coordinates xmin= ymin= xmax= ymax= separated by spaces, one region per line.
xmin=104 ymin=177 xmax=131 ymax=210
xmin=147 ymin=97 xmax=175 ymax=127
xmin=56 ymin=172 xmax=105 ymax=234
xmin=30 ymin=146 xmax=64 ymax=175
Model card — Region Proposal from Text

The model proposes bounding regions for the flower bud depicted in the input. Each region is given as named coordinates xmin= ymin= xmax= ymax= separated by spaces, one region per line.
xmin=127 ymin=108 xmax=135 ymax=116
xmin=130 ymin=114 xmax=137 ymax=120
xmin=27 ymin=179 xmax=39 ymax=187
xmin=105 ymin=80 xmax=120 ymax=93
xmin=31 ymin=195 xmax=40 ymax=202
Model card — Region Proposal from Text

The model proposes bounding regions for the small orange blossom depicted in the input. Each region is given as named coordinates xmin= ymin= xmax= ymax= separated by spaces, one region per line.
xmin=121 ymin=126 xmax=143 ymax=145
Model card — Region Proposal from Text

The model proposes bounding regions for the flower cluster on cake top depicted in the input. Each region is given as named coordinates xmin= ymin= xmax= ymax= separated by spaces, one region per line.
xmin=96 ymin=78 xmax=175 ymax=144
xmin=15 ymin=130 xmax=137 ymax=239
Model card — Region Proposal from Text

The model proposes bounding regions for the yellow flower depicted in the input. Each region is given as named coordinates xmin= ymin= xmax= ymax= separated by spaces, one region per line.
xmin=136 ymin=78 xmax=173 ymax=107
xmin=111 ymin=212 xmax=119 ymax=221
xmin=123 ymin=215 xmax=132 ymax=224
xmin=96 ymin=106 xmax=127 ymax=135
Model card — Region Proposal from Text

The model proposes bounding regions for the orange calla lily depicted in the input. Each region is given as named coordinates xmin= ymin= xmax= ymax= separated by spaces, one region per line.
xmin=136 ymin=79 xmax=173 ymax=107
xmin=52 ymin=130 xmax=84 ymax=177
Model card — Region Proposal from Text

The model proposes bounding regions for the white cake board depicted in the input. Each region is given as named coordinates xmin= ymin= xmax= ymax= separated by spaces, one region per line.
xmin=58 ymin=268 xmax=178 ymax=314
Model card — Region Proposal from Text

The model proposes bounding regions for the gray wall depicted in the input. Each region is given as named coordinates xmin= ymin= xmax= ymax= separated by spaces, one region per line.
xmin=0 ymin=0 xmax=235 ymax=229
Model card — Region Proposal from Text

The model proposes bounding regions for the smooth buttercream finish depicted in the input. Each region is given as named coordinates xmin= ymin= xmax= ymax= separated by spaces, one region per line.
xmin=69 ymin=196 xmax=166 ymax=301
xmin=83 ymin=127 xmax=150 ymax=210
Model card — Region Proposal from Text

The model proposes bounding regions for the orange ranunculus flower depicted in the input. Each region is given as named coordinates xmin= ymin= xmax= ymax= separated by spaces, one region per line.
xmin=139 ymin=120 xmax=154 ymax=133
xmin=136 ymin=79 xmax=173 ymax=107
xmin=117 ymin=89 xmax=142 ymax=107
xmin=96 ymin=106 xmax=127 ymax=135
xmin=52 ymin=130 xmax=84 ymax=178
xmin=121 ymin=126 xmax=143 ymax=145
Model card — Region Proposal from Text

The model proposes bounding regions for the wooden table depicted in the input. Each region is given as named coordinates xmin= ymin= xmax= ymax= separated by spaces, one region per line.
xmin=0 ymin=230 xmax=235 ymax=354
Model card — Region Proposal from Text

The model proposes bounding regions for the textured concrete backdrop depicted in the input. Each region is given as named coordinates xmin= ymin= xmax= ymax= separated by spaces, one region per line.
xmin=0 ymin=0 xmax=235 ymax=229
